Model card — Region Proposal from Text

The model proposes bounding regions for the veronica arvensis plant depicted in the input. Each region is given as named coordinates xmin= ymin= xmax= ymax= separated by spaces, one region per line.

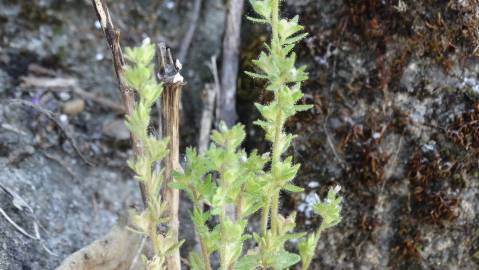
xmin=171 ymin=0 xmax=343 ymax=269
xmin=93 ymin=0 xmax=342 ymax=266
xmin=246 ymin=0 xmax=343 ymax=269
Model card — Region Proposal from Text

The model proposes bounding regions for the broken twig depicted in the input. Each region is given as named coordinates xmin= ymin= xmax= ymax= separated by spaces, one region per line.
xmin=91 ymin=0 xmax=147 ymax=204
xmin=157 ymin=42 xmax=184 ymax=270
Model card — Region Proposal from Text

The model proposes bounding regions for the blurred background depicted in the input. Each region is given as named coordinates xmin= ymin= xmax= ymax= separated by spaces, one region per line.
xmin=0 ymin=0 xmax=478 ymax=269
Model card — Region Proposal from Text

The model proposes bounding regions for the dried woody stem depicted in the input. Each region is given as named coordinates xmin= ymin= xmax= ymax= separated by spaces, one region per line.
xmin=91 ymin=0 xmax=147 ymax=204
xmin=157 ymin=42 xmax=184 ymax=270
xmin=219 ymin=0 xmax=244 ymax=127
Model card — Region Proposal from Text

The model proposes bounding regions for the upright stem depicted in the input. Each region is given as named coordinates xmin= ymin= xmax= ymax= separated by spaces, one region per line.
xmin=235 ymin=189 xmax=243 ymax=221
xmin=261 ymin=197 xmax=271 ymax=236
xmin=192 ymin=200 xmax=212 ymax=270
xmin=219 ymin=210 xmax=228 ymax=270
xmin=218 ymin=169 xmax=228 ymax=270
xmin=199 ymin=237 xmax=212 ymax=270
xmin=91 ymin=0 xmax=147 ymax=205
xmin=301 ymin=225 xmax=326 ymax=270
xmin=271 ymin=0 xmax=280 ymax=53
xmin=270 ymin=108 xmax=283 ymax=235
xmin=158 ymin=43 xmax=183 ymax=270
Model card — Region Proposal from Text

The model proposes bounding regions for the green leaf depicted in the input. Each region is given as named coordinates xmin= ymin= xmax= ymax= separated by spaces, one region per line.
xmin=298 ymin=233 xmax=317 ymax=268
xmin=313 ymin=185 xmax=343 ymax=229
xmin=235 ymin=255 xmax=260 ymax=270
xmin=246 ymin=16 xmax=269 ymax=24
xmin=123 ymin=64 xmax=152 ymax=91
xmin=168 ymin=181 xmax=188 ymax=191
xmin=283 ymin=183 xmax=304 ymax=193
xmin=188 ymin=252 xmax=205 ymax=270
xmin=249 ymin=0 xmax=271 ymax=19
xmin=295 ymin=104 xmax=313 ymax=112
xmin=124 ymin=42 xmax=156 ymax=65
xmin=278 ymin=16 xmax=304 ymax=41
xmin=282 ymin=32 xmax=309 ymax=45
xmin=273 ymin=159 xmax=300 ymax=185
xmin=271 ymin=251 xmax=301 ymax=269
xmin=245 ymin=70 xmax=268 ymax=79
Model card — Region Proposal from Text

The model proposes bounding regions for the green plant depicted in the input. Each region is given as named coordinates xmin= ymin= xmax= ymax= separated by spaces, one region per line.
xmin=120 ymin=1 xmax=342 ymax=269
xmin=123 ymin=41 xmax=183 ymax=270
xmin=172 ymin=0 xmax=343 ymax=269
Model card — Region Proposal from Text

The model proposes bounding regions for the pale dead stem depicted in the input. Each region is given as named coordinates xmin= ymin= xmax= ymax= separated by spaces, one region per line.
xmin=158 ymin=42 xmax=184 ymax=270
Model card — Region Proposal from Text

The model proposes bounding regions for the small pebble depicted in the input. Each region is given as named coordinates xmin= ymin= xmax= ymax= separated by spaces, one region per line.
xmin=62 ymin=99 xmax=85 ymax=115
xmin=308 ymin=181 xmax=320 ymax=188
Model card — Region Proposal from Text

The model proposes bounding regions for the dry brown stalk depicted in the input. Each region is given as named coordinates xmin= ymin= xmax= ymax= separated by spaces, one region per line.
xmin=90 ymin=0 xmax=146 ymax=204
xmin=158 ymin=42 xmax=184 ymax=270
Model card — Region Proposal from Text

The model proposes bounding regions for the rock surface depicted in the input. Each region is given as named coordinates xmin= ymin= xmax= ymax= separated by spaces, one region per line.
xmin=244 ymin=0 xmax=479 ymax=269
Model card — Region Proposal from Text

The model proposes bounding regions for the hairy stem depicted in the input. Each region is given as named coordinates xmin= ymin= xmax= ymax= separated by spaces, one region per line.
xmin=271 ymin=0 xmax=280 ymax=53
xmin=192 ymin=200 xmax=212 ymax=270
xmin=301 ymin=225 xmax=325 ymax=270
xmin=219 ymin=169 xmax=228 ymax=270
xmin=270 ymin=107 xmax=283 ymax=235
xmin=199 ymin=237 xmax=212 ymax=270
xmin=261 ymin=196 xmax=271 ymax=236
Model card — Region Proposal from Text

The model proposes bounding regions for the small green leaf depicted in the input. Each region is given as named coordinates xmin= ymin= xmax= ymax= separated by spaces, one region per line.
xmin=282 ymin=32 xmax=309 ymax=45
xmin=246 ymin=16 xmax=268 ymax=24
xmin=235 ymin=255 xmax=260 ymax=270
xmin=283 ymin=183 xmax=304 ymax=193
xmin=271 ymin=251 xmax=301 ymax=269
xmin=249 ymin=0 xmax=272 ymax=19
xmin=295 ymin=104 xmax=313 ymax=112
xmin=169 ymin=181 xmax=188 ymax=191
xmin=313 ymin=185 xmax=343 ymax=229
xmin=188 ymin=252 xmax=205 ymax=270
xmin=245 ymin=70 xmax=268 ymax=79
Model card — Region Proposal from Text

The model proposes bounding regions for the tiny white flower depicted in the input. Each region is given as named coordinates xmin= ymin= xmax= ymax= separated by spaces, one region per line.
xmin=333 ymin=185 xmax=341 ymax=193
